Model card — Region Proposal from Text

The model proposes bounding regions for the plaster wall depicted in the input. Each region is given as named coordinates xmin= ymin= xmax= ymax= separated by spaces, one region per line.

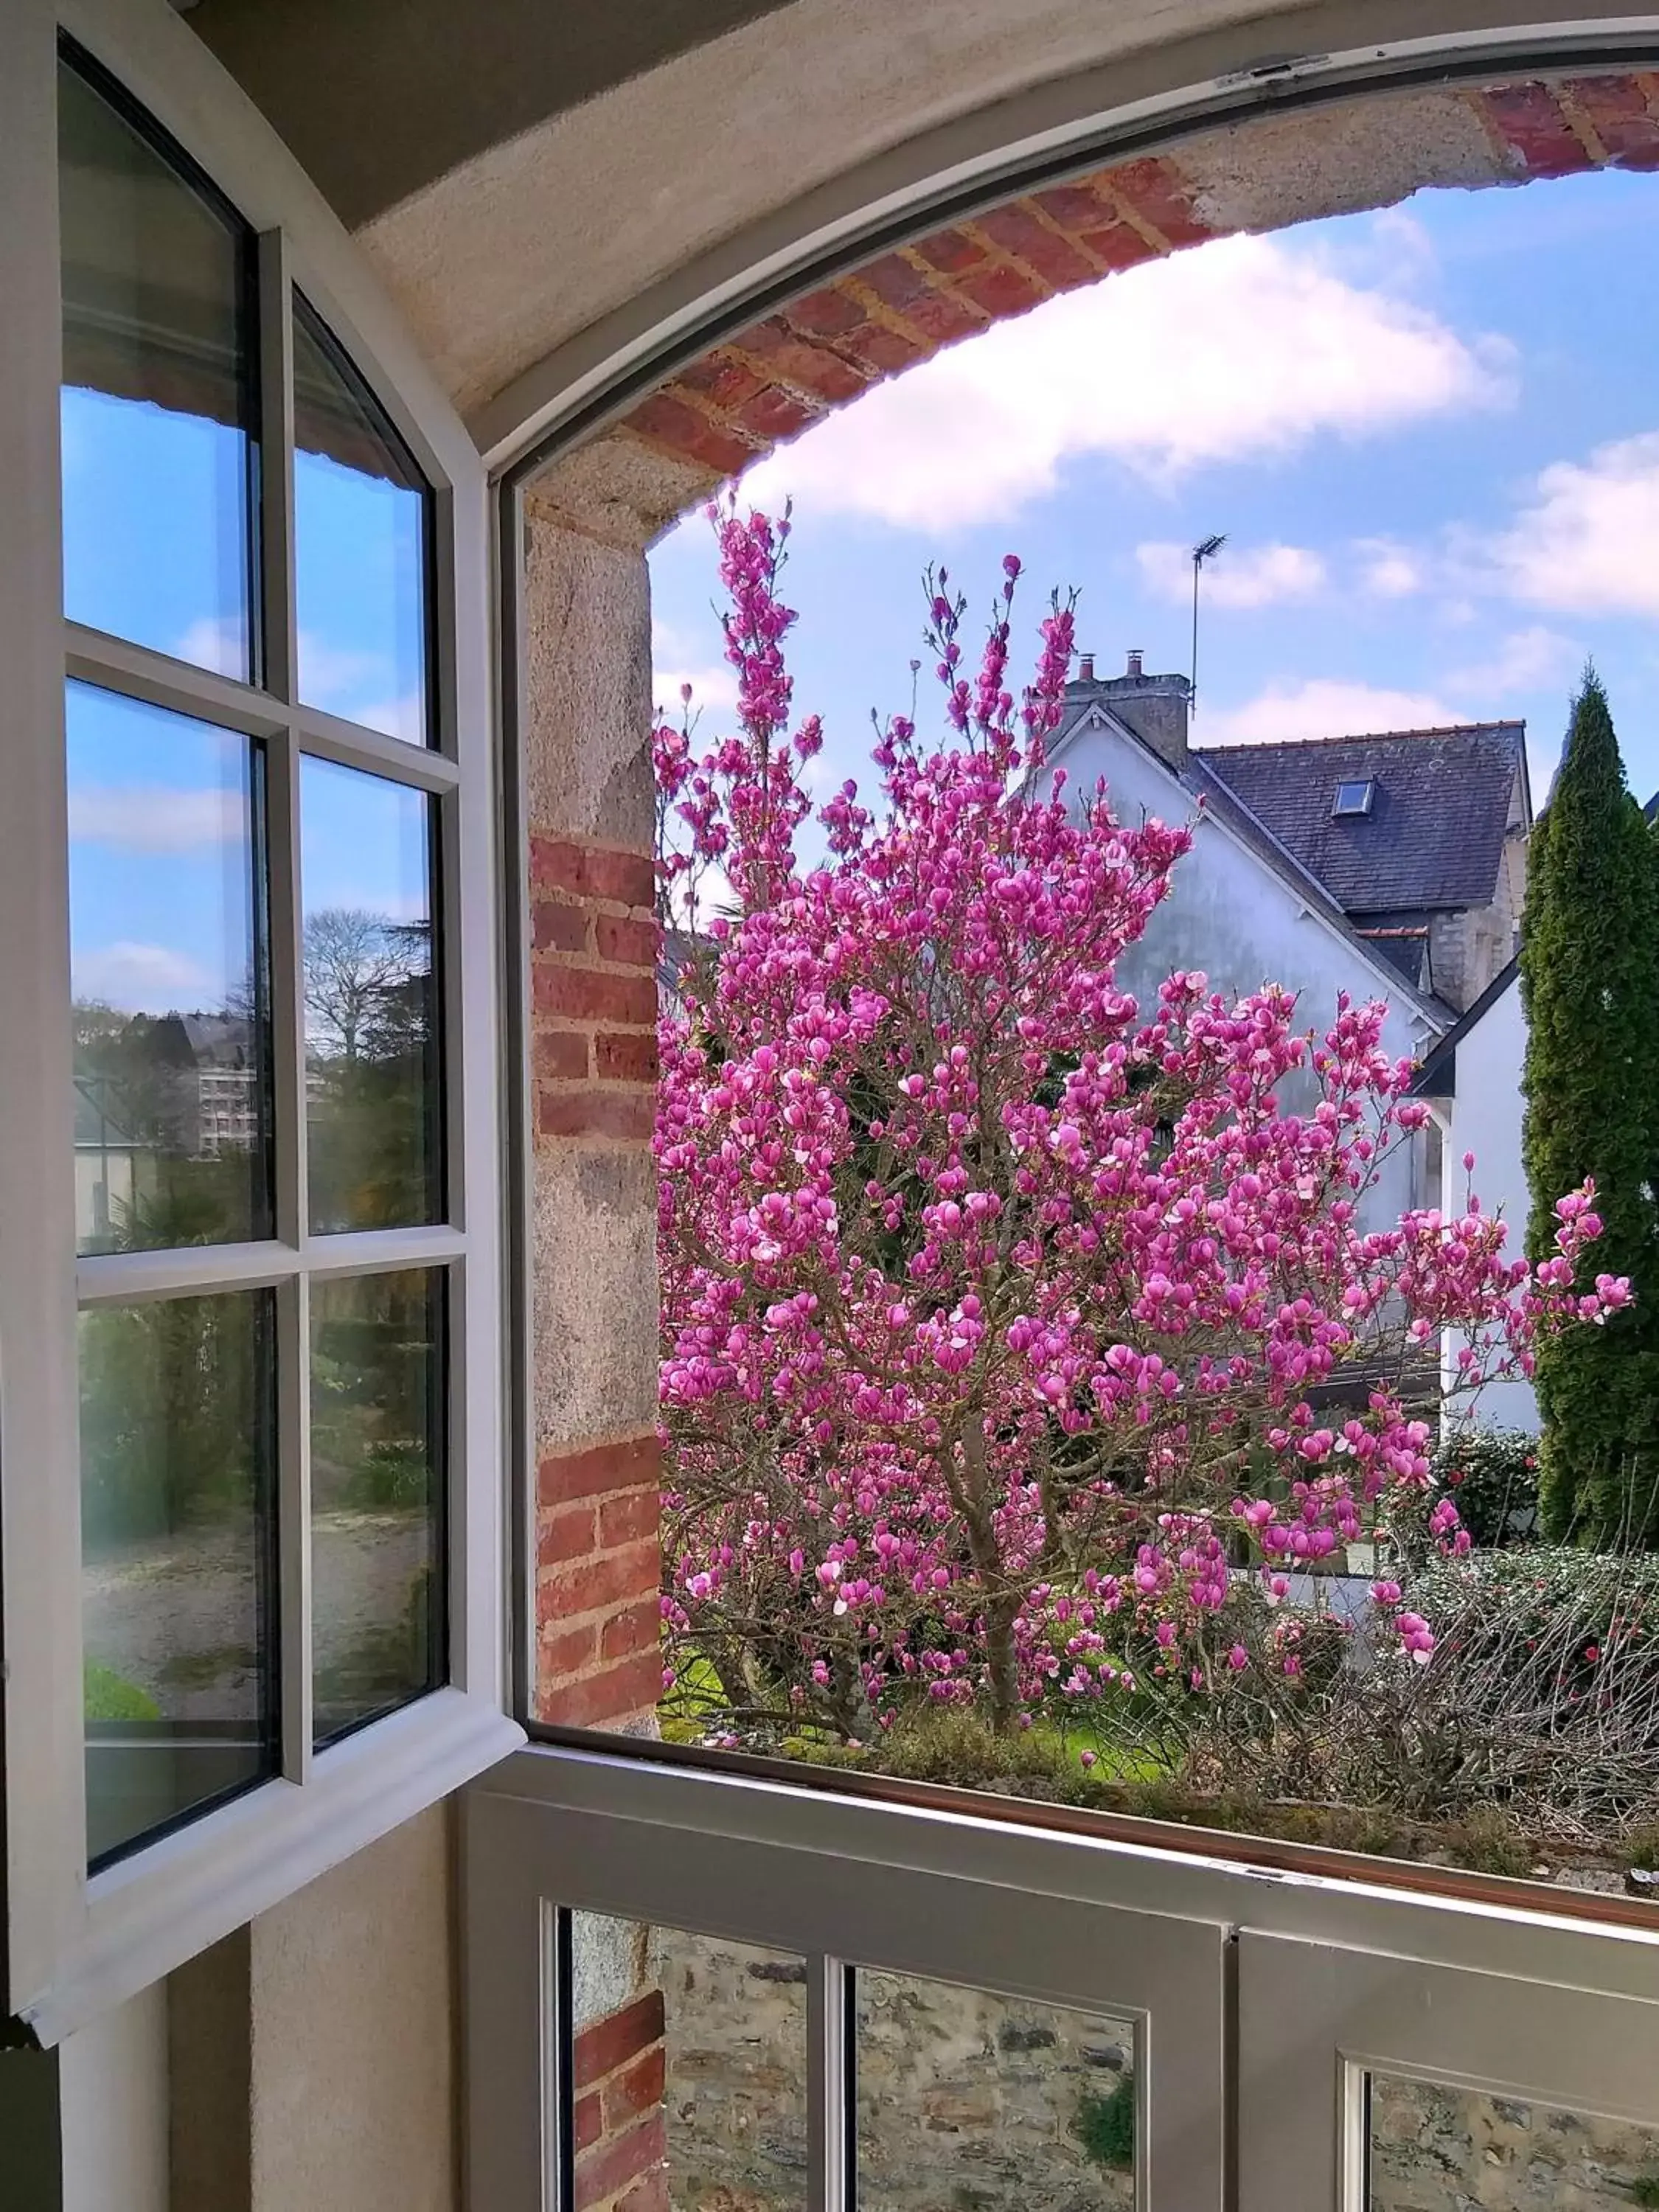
xmin=358 ymin=0 xmax=1318 ymax=418
xmin=1037 ymin=720 xmax=1439 ymax=1230
xmin=1440 ymin=970 xmax=1539 ymax=1430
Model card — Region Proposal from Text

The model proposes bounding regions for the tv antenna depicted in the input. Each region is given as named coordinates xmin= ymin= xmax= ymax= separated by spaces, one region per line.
xmin=1190 ymin=534 xmax=1227 ymax=713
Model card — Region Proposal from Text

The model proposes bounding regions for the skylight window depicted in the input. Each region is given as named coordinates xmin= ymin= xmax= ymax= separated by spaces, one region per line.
xmin=1332 ymin=779 xmax=1374 ymax=818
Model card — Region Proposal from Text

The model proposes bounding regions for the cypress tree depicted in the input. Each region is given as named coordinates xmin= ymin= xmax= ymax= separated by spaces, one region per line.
xmin=1520 ymin=669 xmax=1659 ymax=1546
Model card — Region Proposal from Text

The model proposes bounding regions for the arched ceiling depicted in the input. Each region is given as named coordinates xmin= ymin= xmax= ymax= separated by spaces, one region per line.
xmin=183 ymin=0 xmax=1659 ymax=461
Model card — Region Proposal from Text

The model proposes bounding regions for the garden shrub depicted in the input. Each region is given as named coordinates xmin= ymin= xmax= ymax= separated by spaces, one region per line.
xmin=1393 ymin=1426 xmax=1540 ymax=1562
xmin=1073 ymin=2077 xmax=1135 ymax=2172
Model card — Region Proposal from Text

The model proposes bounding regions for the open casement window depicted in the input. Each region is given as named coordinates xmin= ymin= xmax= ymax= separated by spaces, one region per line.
xmin=0 ymin=0 xmax=516 ymax=2041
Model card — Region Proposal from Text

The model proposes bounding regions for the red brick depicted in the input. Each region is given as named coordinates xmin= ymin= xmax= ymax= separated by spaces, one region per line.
xmin=911 ymin=225 xmax=987 ymax=274
xmin=535 ymin=1027 xmax=591 ymax=1082
xmin=737 ymin=321 xmax=869 ymax=406
xmin=956 ymin=261 xmax=1047 ymax=320
xmin=1477 ymin=82 xmax=1594 ymax=177
xmin=785 ymin=282 xmax=869 ymax=338
xmin=541 ymin=1540 xmax=661 ymax=1621
xmin=538 ymin=1085 xmax=655 ymax=1142
xmin=598 ymin=1486 xmax=660 ymax=1550
xmin=622 ymin=392 xmax=754 ymax=476
xmin=574 ymin=2112 xmax=666 ymax=2205
xmin=540 ymin=1436 xmax=661 ymax=1507
xmin=530 ymin=836 xmax=653 ymax=908
xmin=574 ymin=2090 xmax=604 ymax=2154
xmin=1105 ymin=156 xmax=1214 ymax=248
xmin=1565 ymin=74 xmax=1659 ymax=168
xmin=601 ymin=1598 xmax=662 ymax=1665
xmin=855 ymin=252 xmax=932 ymax=315
xmin=839 ymin=321 xmax=928 ymax=377
xmin=575 ymin=1993 xmax=665 ymax=2090
xmin=733 ymin=384 xmax=821 ymax=442
xmin=596 ymin=1030 xmax=659 ymax=1085
xmin=974 ymin=204 xmax=1096 ymax=288
xmin=582 ymin=845 xmax=656 ymax=908
xmin=538 ymin=1499 xmax=599 ymax=1566
xmin=672 ymin=349 xmax=767 ymax=409
xmin=532 ymin=899 xmax=590 ymax=954
xmin=595 ymin=911 xmax=660 ymax=968
xmin=893 ymin=282 xmax=985 ymax=348
xmin=538 ymin=1616 xmax=599 ymax=1675
xmin=1032 ymin=178 xmax=1114 ymax=232
xmin=603 ymin=2045 xmax=667 ymax=2132
xmin=533 ymin=964 xmax=656 ymax=1026
xmin=1077 ymin=221 xmax=1160 ymax=273
xmin=552 ymin=1651 xmax=664 ymax=1731
xmin=614 ymin=2174 xmax=670 ymax=2212
xmin=529 ymin=835 xmax=587 ymax=895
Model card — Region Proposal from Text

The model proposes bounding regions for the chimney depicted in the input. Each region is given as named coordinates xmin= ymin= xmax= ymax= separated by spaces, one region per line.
xmin=1078 ymin=652 xmax=1095 ymax=682
xmin=1099 ymin=651 xmax=1192 ymax=773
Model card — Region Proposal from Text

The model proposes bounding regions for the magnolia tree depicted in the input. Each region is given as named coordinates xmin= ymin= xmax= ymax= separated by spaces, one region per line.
xmin=653 ymin=503 xmax=1620 ymax=1748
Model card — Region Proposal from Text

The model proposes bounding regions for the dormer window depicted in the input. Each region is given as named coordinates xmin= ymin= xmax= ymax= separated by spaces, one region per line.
xmin=1332 ymin=778 xmax=1374 ymax=818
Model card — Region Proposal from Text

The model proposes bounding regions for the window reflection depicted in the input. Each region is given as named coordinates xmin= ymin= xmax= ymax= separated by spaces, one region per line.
xmin=58 ymin=57 xmax=254 ymax=678
xmin=311 ymin=1270 xmax=445 ymax=1745
xmin=301 ymin=758 xmax=440 ymax=1231
xmin=293 ymin=298 xmax=431 ymax=743
xmin=80 ymin=1289 xmax=278 ymax=1867
xmin=68 ymin=683 xmax=272 ymax=1256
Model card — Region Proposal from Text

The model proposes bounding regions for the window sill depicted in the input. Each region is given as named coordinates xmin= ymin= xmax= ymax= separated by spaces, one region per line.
xmin=23 ymin=1688 xmax=522 ymax=2044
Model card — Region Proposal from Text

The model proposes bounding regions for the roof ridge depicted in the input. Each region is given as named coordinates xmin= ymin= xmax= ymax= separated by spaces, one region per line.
xmin=1194 ymin=721 xmax=1523 ymax=754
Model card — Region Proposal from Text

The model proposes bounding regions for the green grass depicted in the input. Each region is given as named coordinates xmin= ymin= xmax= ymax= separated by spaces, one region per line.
xmin=84 ymin=1658 xmax=160 ymax=1723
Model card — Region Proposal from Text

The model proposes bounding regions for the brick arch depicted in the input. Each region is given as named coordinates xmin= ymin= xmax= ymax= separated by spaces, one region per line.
xmin=608 ymin=71 xmax=1659 ymax=503
xmin=516 ymin=64 xmax=1659 ymax=1750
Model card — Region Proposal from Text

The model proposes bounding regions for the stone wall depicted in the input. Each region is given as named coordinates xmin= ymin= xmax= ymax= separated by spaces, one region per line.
xmin=574 ymin=1923 xmax=1659 ymax=2212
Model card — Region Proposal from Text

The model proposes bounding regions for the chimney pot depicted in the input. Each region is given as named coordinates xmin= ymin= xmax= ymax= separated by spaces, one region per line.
xmin=1127 ymin=648 xmax=1144 ymax=678
xmin=1079 ymin=652 xmax=1095 ymax=682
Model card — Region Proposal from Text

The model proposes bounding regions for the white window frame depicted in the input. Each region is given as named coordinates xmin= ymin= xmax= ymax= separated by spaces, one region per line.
xmin=0 ymin=0 xmax=518 ymax=2045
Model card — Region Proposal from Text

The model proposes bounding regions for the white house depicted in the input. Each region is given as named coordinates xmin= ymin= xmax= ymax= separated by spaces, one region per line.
xmin=1036 ymin=653 xmax=1530 ymax=1240
xmin=1413 ymin=959 xmax=1539 ymax=1431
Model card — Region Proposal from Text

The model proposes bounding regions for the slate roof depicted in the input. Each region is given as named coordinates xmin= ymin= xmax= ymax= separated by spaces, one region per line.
xmin=1192 ymin=723 xmax=1526 ymax=917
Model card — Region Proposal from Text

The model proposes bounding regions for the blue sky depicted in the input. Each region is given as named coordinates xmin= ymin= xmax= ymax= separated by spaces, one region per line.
xmin=650 ymin=170 xmax=1659 ymax=816
xmin=62 ymin=389 xmax=428 ymax=1015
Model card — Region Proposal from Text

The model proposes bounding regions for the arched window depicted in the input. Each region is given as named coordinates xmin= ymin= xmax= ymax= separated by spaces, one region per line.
xmin=0 ymin=6 xmax=514 ymax=2039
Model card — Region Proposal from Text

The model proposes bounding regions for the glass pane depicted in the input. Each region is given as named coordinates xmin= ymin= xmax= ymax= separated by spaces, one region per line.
xmin=570 ymin=1910 xmax=807 ymax=2211
xmin=293 ymin=297 xmax=431 ymax=743
xmin=58 ymin=58 xmax=254 ymax=677
xmin=301 ymin=758 xmax=440 ymax=1232
xmin=68 ymin=681 xmax=272 ymax=1255
xmin=1368 ymin=2071 xmax=1659 ymax=2212
xmin=311 ymin=1269 xmax=445 ymax=1746
xmin=857 ymin=1972 xmax=1138 ymax=2212
xmin=80 ymin=1289 xmax=277 ymax=1866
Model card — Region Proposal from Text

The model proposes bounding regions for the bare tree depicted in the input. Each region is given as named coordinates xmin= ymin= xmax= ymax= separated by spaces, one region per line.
xmin=303 ymin=908 xmax=414 ymax=1062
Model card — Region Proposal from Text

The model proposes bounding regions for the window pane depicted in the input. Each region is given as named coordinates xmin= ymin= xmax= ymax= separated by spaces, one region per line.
xmin=69 ymin=682 xmax=272 ymax=1256
xmin=1368 ymin=2071 xmax=1659 ymax=2211
xmin=301 ymin=758 xmax=440 ymax=1231
xmin=569 ymin=1911 xmax=808 ymax=2212
xmin=58 ymin=58 xmax=254 ymax=678
xmin=311 ymin=1269 xmax=445 ymax=1746
xmin=293 ymin=297 xmax=431 ymax=743
xmin=80 ymin=1289 xmax=278 ymax=1867
xmin=857 ymin=1972 xmax=1139 ymax=2212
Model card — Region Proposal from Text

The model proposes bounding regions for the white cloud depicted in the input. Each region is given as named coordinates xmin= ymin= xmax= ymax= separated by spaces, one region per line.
xmin=1137 ymin=539 xmax=1326 ymax=608
xmin=1446 ymin=625 xmax=1578 ymax=702
xmin=1483 ymin=431 xmax=1659 ymax=616
xmin=652 ymin=615 xmax=740 ymax=723
xmin=69 ymin=783 xmax=242 ymax=853
xmin=172 ymin=616 xmax=247 ymax=678
xmin=350 ymin=691 xmax=427 ymax=744
xmin=1198 ymin=678 xmax=1461 ymax=748
xmin=74 ymin=941 xmax=212 ymax=1014
xmin=743 ymin=232 xmax=1514 ymax=529
xmin=1354 ymin=537 xmax=1425 ymax=599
